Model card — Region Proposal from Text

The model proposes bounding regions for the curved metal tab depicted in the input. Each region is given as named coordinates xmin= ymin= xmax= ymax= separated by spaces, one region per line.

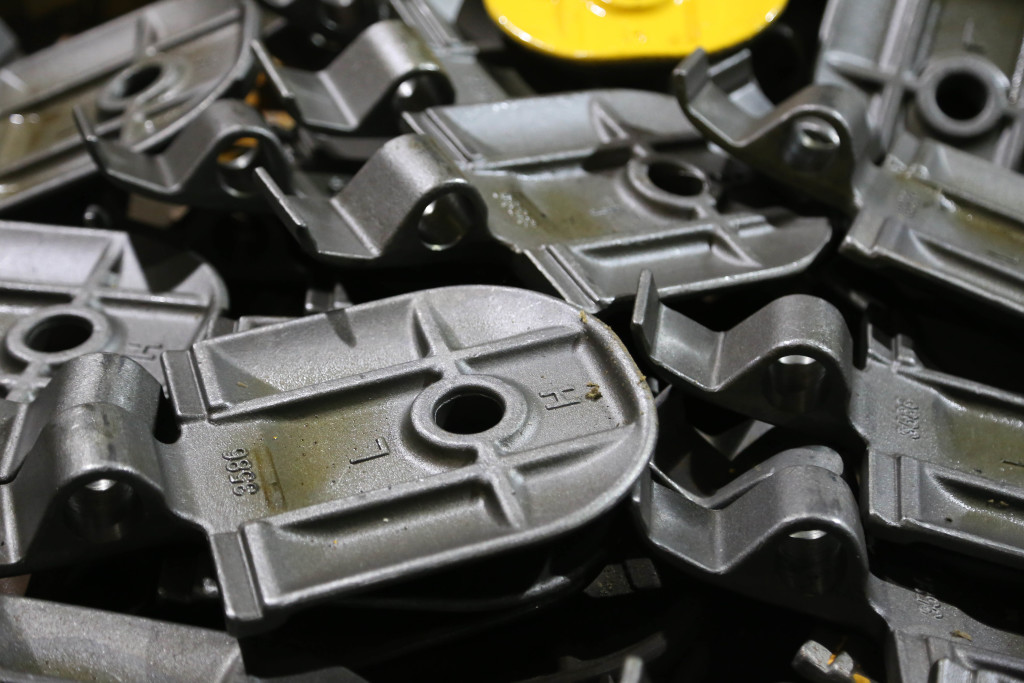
xmin=77 ymin=99 xmax=292 ymax=210
xmin=253 ymin=20 xmax=453 ymax=135
xmin=674 ymin=49 xmax=874 ymax=211
xmin=0 ymin=0 xmax=258 ymax=211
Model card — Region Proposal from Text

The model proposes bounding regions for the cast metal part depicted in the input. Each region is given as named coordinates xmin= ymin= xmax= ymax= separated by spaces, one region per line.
xmin=845 ymin=132 xmax=1024 ymax=318
xmin=0 ymin=593 xmax=372 ymax=682
xmin=674 ymin=49 xmax=874 ymax=212
xmin=818 ymin=0 xmax=1024 ymax=165
xmin=388 ymin=0 xmax=512 ymax=104
xmin=633 ymin=270 xmax=1024 ymax=570
xmin=636 ymin=445 xmax=871 ymax=624
xmin=256 ymin=133 xmax=487 ymax=262
xmin=675 ymin=49 xmax=1024 ymax=318
xmin=407 ymin=89 xmax=831 ymax=312
xmin=639 ymin=388 xmax=1024 ymax=682
xmin=0 ymin=594 xmax=249 ymax=682
xmin=0 ymin=285 xmax=655 ymax=633
xmin=253 ymin=20 xmax=454 ymax=135
xmin=259 ymin=0 xmax=385 ymax=40
xmin=0 ymin=0 xmax=257 ymax=212
xmin=0 ymin=220 xmax=227 ymax=483
xmin=261 ymin=89 xmax=829 ymax=306
xmin=77 ymin=99 xmax=293 ymax=211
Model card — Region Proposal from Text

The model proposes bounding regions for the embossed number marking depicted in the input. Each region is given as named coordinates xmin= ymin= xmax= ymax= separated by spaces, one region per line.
xmin=896 ymin=398 xmax=921 ymax=440
xmin=223 ymin=448 xmax=260 ymax=496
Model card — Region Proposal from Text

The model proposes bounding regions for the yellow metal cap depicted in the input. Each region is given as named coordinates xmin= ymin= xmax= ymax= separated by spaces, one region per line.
xmin=484 ymin=0 xmax=788 ymax=62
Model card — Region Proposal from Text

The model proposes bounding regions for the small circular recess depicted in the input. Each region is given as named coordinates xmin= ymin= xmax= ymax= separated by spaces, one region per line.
xmin=434 ymin=389 xmax=506 ymax=435
xmin=65 ymin=477 xmax=139 ymax=543
xmin=783 ymin=117 xmax=840 ymax=172
xmin=217 ymin=136 xmax=264 ymax=198
xmin=935 ymin=71 xmax=990 ymax=122
xmin=97 ymin=57 xmax=184 ymax=116
xmin=767 ymin=353 xmax=827 ymax=413
xmin=24 ymin=314 xmax=94 ymax=353
xmin=418 ymin=192 xmax=477 ymax=251
xmin=646 ymin=161 xmax=707 ymax=197
xmin=6 ymin=306 xmax=111 ymax=365
xmin=410 ymin=375 xmax=529 ymax=451
xmin=916 ymin=57 xmax=1008 ymax=139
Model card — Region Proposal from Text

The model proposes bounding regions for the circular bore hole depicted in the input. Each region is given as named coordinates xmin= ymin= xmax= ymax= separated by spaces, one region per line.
xmin=768 ymin=354 xmax=827 ymax=413
xmin=24 ymin=314 xmax=95 ymax=353
xmin=777 ymin=527 xmax=843 ymax=596
xmin=434 ymin=390 xmax=506 ymax=435
xmin=646 ymin=162 xmax=706 ymax=197
xmin=784 ymin=118 xmax=841 ymax=173
xmin=114 ymin=63 xmax=164 ymax=99
xmin=217 ymin=137 xmax=262 ymax=196
xmin=795 ymin=119 xmax=840 ymax=152
xmin=789 ymin=528 xmax=828 ymax=541
xmin=419 ymin=192 xmax=475 ymax=251
xmin=935 ymin=70 xmax=990 ymax=122
xmin=391 ymin=74 xmax=454 ymax=114
xmin=65 ymin=478 xmax=139 ymax=542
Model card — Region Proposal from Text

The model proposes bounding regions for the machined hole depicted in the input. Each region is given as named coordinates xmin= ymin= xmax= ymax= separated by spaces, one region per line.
xmin=768 ymin=354 xmax=827 ymax=413
xmin=112 ymin=63 xmax=164 ymax=99
xmin=65 ymin=478 xmax=139 ymax=543
xmin=217 ymin=137 xmax=263 ymax=197
xmin=778 ymin=527 xmax=843 ymax=596
xmin=419 ymin=192 xmax=475 ymax=251
xmin=391 ymin=74 xmax=454 ymax=114
xmin=935 ymin=70 xmax=990 ymax=122
xmin=784 ymin=118 xmax=840 ymax=173
xmin=434 ymin=389 xmax=505 ymax=435
xmin=24 ymin=314 xmax=95 ymax=354
xmin=646 ymin=161 xmax=707 ymax=197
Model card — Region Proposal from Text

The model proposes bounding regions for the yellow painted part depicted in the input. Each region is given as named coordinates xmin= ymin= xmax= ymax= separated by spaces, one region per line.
xmin=483 ymin=0 xmax=789 ymax=62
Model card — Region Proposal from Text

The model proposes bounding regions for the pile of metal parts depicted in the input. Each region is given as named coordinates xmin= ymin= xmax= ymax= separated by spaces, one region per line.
xmin=3 ymin=0 xmax=1024 ymax=680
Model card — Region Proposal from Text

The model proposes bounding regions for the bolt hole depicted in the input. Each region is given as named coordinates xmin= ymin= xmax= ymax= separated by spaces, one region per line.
xmin=778 ymin=527 xmax=843 ymax=596
xmin=114 ymin=63 xmax=163 ymax=99
xmin=391 ymin=74 xmax=454 ymax=114
xmin=65 ymin=478 xmax=139 ymax=543
xmin=935 ymin=70 xmax=991 ymax=122
xmin=24 ymin=314 xmax=94 ymax=353
xmin=217 ymin=137 xmax=262 ymax=197
xmin=646 ymin=162 xmax=706 ymax=197
xmin=768 ymin=354 xmax=827 ymax=412
xmin=795 ymin=120 xmax=840 ymax=152
xmin=419 ymin=192 xmax=475 ymax=251
xmin=434 ymin=390 xmax=505 ymax=435
xmin=784 ymin=118 xmax=840 ymax=173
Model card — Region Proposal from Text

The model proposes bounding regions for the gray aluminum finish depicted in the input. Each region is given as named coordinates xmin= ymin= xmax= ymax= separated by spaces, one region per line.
xmin=675 ymin=49 xmax=1024 ymax=318
xmin=387 ymin=0 xmax=511 ymax=104
xmin=256 ymin=132 xmax=487 ymax=262
xmin=818 ymin=0 xmax=1024 ymax=166
xmin=77 ymin=99 xmax=293 ymax=210
xmin=0 ymin=285 xmax=655 ymax=633
xmin=0 ymin=0 xmax=257 ymax=211
xmin=632 ymin=270 xmax=1024 ymax=570
xmin=259 ymin=90 xmax=830 ymax=310
xmin=259 ymin=0 xmax=386 ymax=39
xmin=253 ymin=20 xmax=454 ymax=135
xmin=0 ymin=593 xmax=371 ymax=682
xmin=405 ymin=90 xmax=832 ymax=312
xmin=0 ymin=594 xmax=249 ymax=682
xmin=0 ymin=220 xmax=227 ymax=483
xmin=637 ymin=392 xmax=1024 ymax=682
